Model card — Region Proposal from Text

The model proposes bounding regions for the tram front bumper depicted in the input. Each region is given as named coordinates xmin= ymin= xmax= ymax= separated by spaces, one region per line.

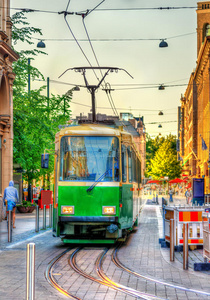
xmin=59 ymin=216 xmax=118 ymax=223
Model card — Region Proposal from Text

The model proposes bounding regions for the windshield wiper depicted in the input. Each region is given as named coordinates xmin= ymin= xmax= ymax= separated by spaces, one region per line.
xmin=86 ymin=169 xmax=111 ymax=193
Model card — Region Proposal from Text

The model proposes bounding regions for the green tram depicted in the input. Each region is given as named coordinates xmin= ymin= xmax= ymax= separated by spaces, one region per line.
xmin=50 ymin=123 xmax=144 ymax=244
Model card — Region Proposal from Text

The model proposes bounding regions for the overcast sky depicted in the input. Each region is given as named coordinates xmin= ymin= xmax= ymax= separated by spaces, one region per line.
xmin=10 ymin=0 xmax=199 ymax=137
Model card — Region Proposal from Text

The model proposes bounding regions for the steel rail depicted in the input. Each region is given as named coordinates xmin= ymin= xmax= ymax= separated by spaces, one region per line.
xmin=45 ymin=248 xmax=81 ymax=300
xmin=112 ymin=243 xmax=210 ymax=297
xmin=69 ymin=247 xmax=166 ymax=300
xmin=96 ymin=248 xmax=166 ymax=300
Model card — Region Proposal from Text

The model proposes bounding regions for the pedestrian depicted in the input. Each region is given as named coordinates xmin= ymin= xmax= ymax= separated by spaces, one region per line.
xmin=169 ymin=189 xmax=173 ymax=202
xmin=185 ymin=189 xmax=191 ymax=204
xmin=3 ymin=180 xmax=19 ymax=228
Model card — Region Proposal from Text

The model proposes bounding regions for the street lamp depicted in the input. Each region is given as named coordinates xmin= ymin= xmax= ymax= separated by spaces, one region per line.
xmin=37 ymin=40 xmax=46 ymax=48
xmin=159 ymin=39 xmax=168 ymax=48
xmin=158 ymin=84 xmax=165 ymax=90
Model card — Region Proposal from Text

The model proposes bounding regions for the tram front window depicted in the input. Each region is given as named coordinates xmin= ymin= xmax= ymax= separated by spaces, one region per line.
xmin=60 ymin=136 xmax=119 ymax=182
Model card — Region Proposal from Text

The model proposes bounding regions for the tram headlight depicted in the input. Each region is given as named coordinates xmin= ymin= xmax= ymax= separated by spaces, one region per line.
xmin=61 ymin=206 xmax=74 ymax=214
xmin=102 ymin=206 xmax=116 ymax=215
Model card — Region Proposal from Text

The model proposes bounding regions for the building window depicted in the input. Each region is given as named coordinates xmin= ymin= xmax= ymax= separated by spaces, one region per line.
xmin=206 ymin=24 xmax=210 ymax=36
xmin=203 ymin=23 xmax=210 ymax=42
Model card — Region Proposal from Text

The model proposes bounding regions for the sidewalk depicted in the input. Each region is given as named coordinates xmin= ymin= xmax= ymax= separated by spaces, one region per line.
xmin=0 ymin=209 xmax=51 ymax=250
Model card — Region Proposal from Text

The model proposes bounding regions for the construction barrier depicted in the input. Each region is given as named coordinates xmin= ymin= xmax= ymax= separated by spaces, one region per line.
xmin=202 ymin=211 xmax=210 ymax=260
xmin=164 ymin=205 xmax=210 ymax=246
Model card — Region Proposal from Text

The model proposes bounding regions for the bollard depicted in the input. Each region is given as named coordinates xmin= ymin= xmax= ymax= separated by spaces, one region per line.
xmin=162 ymin=199 xmax=166 ymax=239
xmin=26 ymin=243 xmax=35 ymax=300
xmin=43 ymin=205 xmax=46 ymax=230
xmin=49 ymin=204 xmax=53 ymax=228
xmin=170 ymin=219 xmax=175 ymax=262
xmin=35 ymin=205 xmax=39 ymax=232
xmin=8 ymin=210 xmax=12 ymax=242
xmin=183 ymin=223 xmax=189 ymax=270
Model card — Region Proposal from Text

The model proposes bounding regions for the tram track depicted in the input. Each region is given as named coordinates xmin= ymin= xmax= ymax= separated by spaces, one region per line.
xmin=45 ymin=248 xmax=81 ymax=300
xmin=45 ymin=246 xmax=166 ymax=300
xmin=112 ymin=243 xmax=210 ymax=297
xmin=69 ymin=247 xmax=166 ymax=300
xmin=45 ymin=243 xmax=210 ymax=300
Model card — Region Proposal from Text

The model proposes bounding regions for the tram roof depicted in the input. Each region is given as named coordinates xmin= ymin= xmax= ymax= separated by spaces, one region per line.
xmin=58 ymin=123 xmax=131 ymax=137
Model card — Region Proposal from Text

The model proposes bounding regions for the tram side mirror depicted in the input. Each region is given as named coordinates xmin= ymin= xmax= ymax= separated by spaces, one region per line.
xmin=41 ymin=154 xmax=49 ymax=169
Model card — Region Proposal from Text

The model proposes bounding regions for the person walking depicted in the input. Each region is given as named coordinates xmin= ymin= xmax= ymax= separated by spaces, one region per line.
xmin=185 ymin=189 xmax=191 ymax=204
xmin=3 ymin=180 xmax=19 ymax=228
xmin=169 ymin=189 xmax=173 ymax=202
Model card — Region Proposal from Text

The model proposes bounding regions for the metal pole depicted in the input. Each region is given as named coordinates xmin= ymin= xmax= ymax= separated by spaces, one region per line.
xmin=170 ymin=219 xmax=175 ymax=262
xmin=35 ymin=206 xmax=39 ymax=232
xmin=47 ymin=77 xmax=50 ymax=118
xmin=8 ymin=210 xmax=12 ymax=242
xmin=162 ymin=198 xmax=165 ymax=239
xmin=183 ymin=223 xmax=189 ymax=270
xmin=43 ymin=205 xmax=46 ymax=230
xmin=26 ymin=243 xmax=35 ymax=300
xmin=28 ymin=58 xmax=31 ymax=95
xmin=91 ymin=87 xmax=96 ymax=122
xmin=49 ymin=204 xmax=52 ymax=228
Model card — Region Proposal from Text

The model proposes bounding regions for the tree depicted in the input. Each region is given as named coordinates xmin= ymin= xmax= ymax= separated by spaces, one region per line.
xmin=148 ymin=135 xmax=181 ymax=179
xmin=12 ymin=12 xmax=72 ymax=186
xmin=145 ymin=134 xmax=165 ymax=177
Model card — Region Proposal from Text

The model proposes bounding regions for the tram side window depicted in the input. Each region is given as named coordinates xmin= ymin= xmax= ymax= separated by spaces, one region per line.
xmin=128 ymin=147 xmax=132 ymax=182
xmin=121 ymin=144 xmax=127 ymax=182
xmin=132 ymin=151 xmax=137 ymax=182
xmin=138 ymin=160 xmax=141 ymax=184
xmin=136 ymin=159 xmax=141 ymax=184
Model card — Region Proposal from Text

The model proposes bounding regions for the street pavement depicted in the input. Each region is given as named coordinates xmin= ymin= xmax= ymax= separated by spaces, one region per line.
xmin=0 ymin=209 xmax=51 ymax=250
xmin=0 ymin=200 xmax=210 ymax=299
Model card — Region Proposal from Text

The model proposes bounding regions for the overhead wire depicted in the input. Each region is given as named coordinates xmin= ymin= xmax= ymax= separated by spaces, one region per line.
xmin=85 ymin=0 xmax=106 ymax=17
xmin=32 ymin=32 xmax=195 ymax=43
xmin=79 ymin=3 xmax=119 ymax=117
xmin=60 ymin=0 xmax=120 ymax=119
xmin=6 ymin=5 xmax=197 ymax=14
xmin=93 ymin=7 xmax=196 ymax=11
xmin=29 ymin=1 xmax=187 ymax=123
xmin=61 ymin=1 xmax=99 ymax=80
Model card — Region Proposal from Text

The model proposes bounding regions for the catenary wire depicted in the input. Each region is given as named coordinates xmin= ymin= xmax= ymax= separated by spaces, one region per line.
xmin=32 ymin=32 xmax=195 ymax=43
xmin=81 ymin=13 xmax=118 ymax=116
xmin=6 ymin=6 xmax=197 ymax=14
xmin=62 ymin=1 xmax=119 ymax=118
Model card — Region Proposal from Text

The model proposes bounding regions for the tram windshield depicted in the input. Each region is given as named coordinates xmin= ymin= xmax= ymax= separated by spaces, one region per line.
xmin=59 ymin=136 xmax=119 ymax=182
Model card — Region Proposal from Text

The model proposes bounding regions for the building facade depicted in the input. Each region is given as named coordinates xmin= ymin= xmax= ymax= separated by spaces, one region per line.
xmin=0 ymin=1 xmax=18 ymax=220
xmin=179 ymin=1 xmax=210 ymax=193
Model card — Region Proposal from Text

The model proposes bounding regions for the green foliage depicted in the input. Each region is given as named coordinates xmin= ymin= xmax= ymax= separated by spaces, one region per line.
xmin=145 ymin=134 xmax=165 ymax=177
xmin=16 ymin=201 xmax=36 ymax=207
xmin=12 ymin=12 xmax=72 ymax=183
xmin=147 ymin=135 xmax=181 ymax=180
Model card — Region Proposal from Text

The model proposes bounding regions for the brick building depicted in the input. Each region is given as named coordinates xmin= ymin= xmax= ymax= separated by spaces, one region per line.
xmin=0 ymin=1 xmax=18 ymax=220
xmin=179 ymin=1 xmax=210 ymax=193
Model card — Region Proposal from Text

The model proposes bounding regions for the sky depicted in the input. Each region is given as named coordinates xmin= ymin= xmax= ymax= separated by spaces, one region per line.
xmin=10 ymin=0 xmax=200 ymax=137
